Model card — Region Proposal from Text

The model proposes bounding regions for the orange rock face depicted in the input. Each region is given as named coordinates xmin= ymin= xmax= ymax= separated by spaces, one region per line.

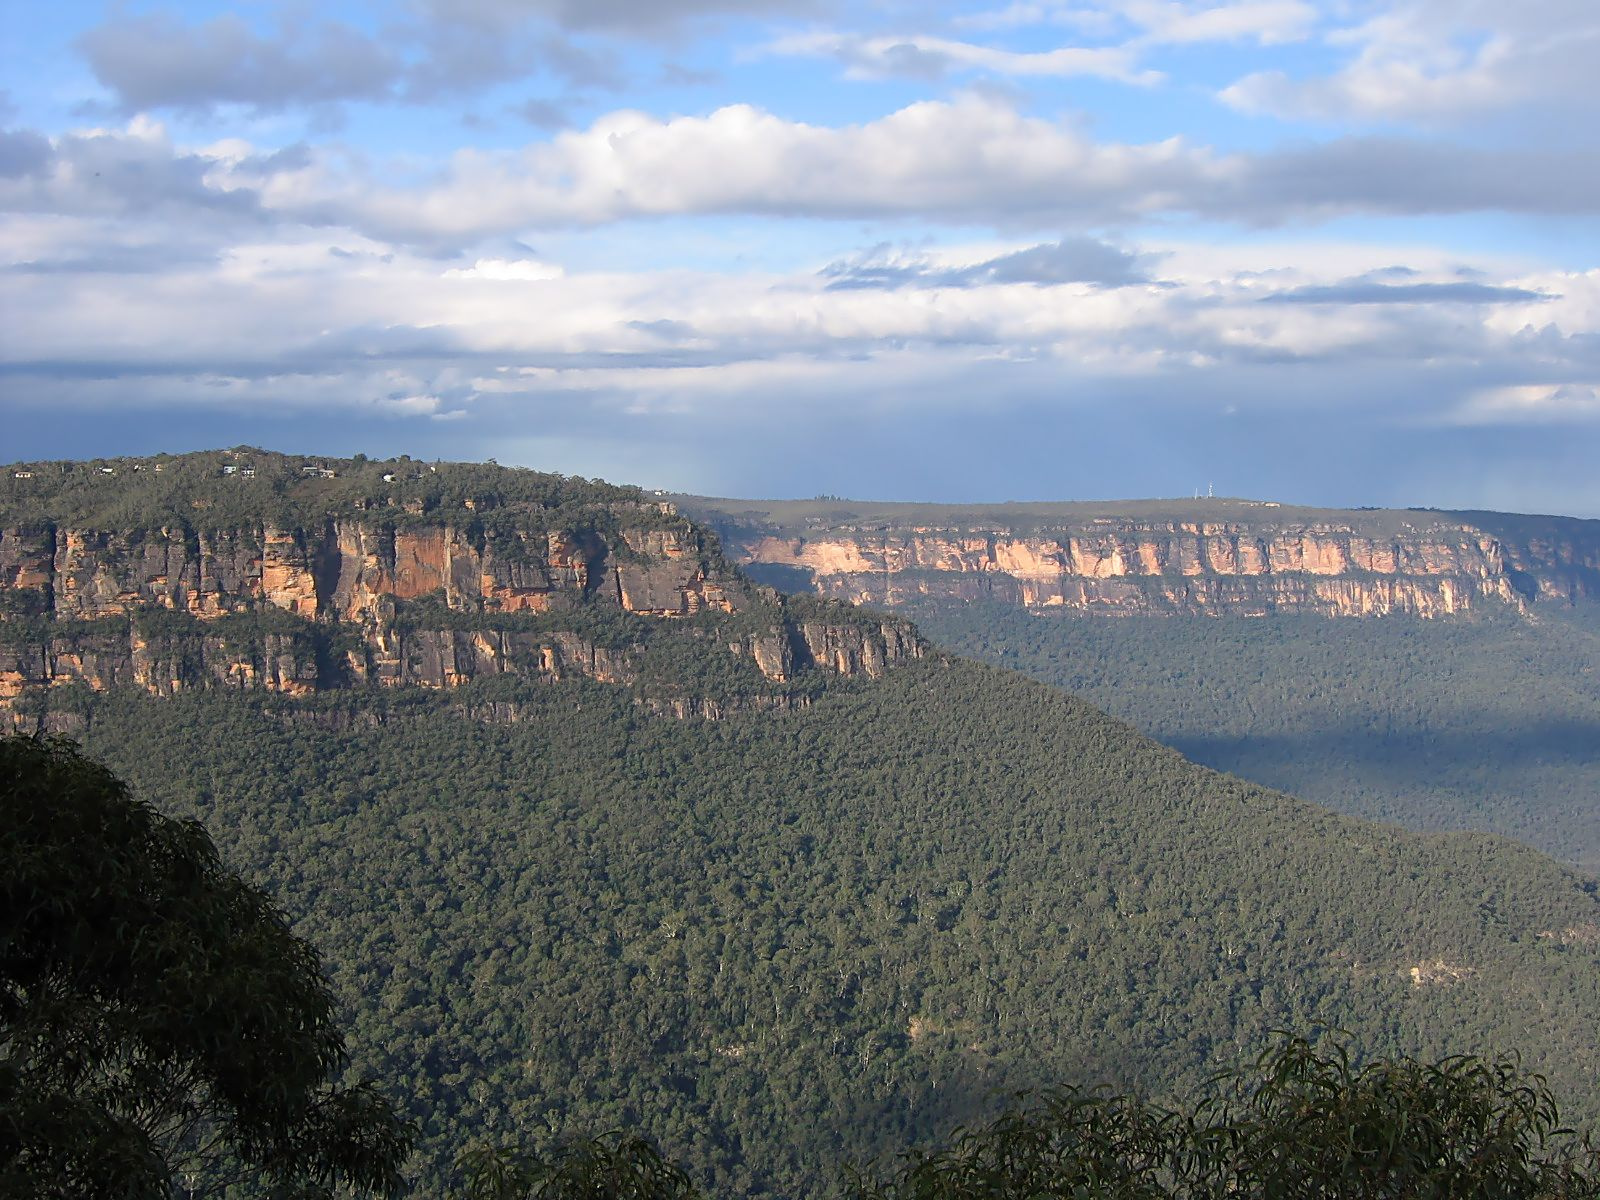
xmin=719 ymin=515 xmax=1600 ymax=618
xmin=0 ymin=510 xmax=922 ymax=729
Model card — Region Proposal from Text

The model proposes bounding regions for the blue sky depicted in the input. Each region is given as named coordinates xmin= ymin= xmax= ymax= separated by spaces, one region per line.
xmin=4 ymin=0 xmax=1600 ymax=512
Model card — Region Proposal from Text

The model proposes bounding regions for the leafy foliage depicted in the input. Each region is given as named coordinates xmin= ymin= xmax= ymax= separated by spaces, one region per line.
xmin=854 ymin=1085 xmax=1181 ymax=1200
xmin=456 ymin=1134 xmax=699 ymax=1200
xmin=64 ymin=657 xmax=1600 ymax=1197
xmin=448 ymin=1039 xmax=1600 ymax=1200
xmin=854 ymin=1037 xmax=1600 ymax=1200
xmin=0 ymin=735 xmax=412 ymax=1198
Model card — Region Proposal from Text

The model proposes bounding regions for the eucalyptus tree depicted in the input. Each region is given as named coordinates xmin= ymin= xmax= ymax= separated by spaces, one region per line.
xmin=0 ymin=735 xmax=412 ymax=1198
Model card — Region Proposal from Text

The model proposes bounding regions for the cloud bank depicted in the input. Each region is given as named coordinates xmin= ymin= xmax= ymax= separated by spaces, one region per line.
xmin=6 ymin=0 xmax=1599 ymax=512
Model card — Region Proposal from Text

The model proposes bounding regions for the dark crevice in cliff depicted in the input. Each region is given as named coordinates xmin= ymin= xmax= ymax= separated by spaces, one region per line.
xmin=784 ymin=617 xmax=818 ymax=674
xmin=1505 ymin=565 xmax=1541 ymax=603
xmin=578 ymin=534 xmax=615 ymax=604
xmin=312 ymin=519 xmax=343 ymax=619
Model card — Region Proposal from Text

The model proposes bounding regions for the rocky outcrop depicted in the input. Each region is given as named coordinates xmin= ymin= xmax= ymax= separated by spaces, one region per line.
xmin=695 ymin=508 xmax=1600 ymax=618
xmin=0 ymin=625 xmax=319 ymax=708
xmin=0 ymin=519 xmax=739 ymax=624
xmin=723 ymin=615 xmax=922 ymax=683
xmin=0 ymin=510 xmax=923 ymax=729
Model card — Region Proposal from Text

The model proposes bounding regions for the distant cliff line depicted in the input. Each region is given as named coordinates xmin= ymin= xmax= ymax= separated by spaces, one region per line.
xmin=684 ymin=498 xmax=1600 ymax=618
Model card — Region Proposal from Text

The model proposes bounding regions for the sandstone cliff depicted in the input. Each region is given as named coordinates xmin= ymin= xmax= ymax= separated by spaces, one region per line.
xmin=686 ymin=499 xmax=1600 ymax=619
xmin=0 ymin=452 xmax=923 ymax=729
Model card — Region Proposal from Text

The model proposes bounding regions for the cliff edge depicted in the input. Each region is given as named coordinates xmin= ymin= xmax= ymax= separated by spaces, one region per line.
xmin=0 ymin=450 xmax=922 ymax=730
xmin=683 ymin=497 xmax=1600 ymax=618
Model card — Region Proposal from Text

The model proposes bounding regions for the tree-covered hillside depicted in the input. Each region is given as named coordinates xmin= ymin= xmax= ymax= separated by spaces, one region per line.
xmin=1 ymin=447 xmax=659 ymax=533
xmin=70 ymin=659 xmax=1600 ymax=1197
xmin=908 ymin=603 xmax=1600 ymax=873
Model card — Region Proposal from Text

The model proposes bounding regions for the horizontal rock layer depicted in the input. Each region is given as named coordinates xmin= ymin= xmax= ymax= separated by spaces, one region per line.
xmin=708 ymin=516 xmax=1600 ymax=617
xmin=0 ymin=516 xmax=921 ymax=726
xmin=0 ymin=521 xmax=735 ymax=622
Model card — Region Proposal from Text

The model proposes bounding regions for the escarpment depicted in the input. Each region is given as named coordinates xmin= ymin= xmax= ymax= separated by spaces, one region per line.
xmin=0 ymin=452 xmax=922 ymax=730
xmin=686 ymin=498 xmax=1600 ymax=618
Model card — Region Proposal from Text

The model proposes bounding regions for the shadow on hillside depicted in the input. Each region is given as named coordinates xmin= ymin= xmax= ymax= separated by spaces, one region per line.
xmin=1164 ymin=719 xmax=1600 ymax=870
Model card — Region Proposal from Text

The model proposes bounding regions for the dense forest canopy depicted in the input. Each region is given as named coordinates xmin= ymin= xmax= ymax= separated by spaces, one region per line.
xmin=11 ymin=734 xmax=1597 ymax=1199
xmin=907 ymin=603 xmax=1600 ymax=873
xmin=68 ymin=658 xmax=1600 ymax=1197
xmin=0 ymin=735 xmax=411 ymax=1198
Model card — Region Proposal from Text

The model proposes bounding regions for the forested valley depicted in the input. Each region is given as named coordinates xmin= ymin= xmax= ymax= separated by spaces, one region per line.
xmin=908 ymin=603 xmax=1600 ymax=873
xmin=4 ymin=454 xmax=1599 ymax=1196
xmin=68 ymin=662 xmax=1600 ymax=1196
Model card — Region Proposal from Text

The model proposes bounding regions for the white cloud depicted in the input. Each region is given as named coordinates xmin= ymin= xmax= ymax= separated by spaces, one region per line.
xmin=1222 ymin=0 xmax=1600 ymax=123
xmin=956 ymin=0 xmax=1318 ymax=45
xmin=13 ymin=1 xmax=1600 ymax=509
xmin=264 ymin=99 xmax=1600 ymax=244
xmin=9 ymin=101 xmax=1600 ymax=257
xmin=767 ymin=31 xmax=1161 ymax=82
xmin=5 ymin=203 xmax=1596 ymax=422
xmin=1457 ymin=383 xmax=1600 ymax=425
xmin=8 ymin=199 xmax=1600 ymax=512
xmin=1121 ymin=0 xmax=1318 ymax=46
xmin=442 ymin=257 xmax=566 ymax=280
xmin=247 ymin=97 xmax=1226 ymax=240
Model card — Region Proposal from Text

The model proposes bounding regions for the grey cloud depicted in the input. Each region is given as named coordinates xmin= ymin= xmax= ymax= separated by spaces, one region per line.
xmin=0 ymin=338 xmax=470 ymax=387
xmin=820 ymin=262 xmax=925 ymax=290
xmin=5 ymin=266 xmax=1597 ymax=504
xmin=75 ymin=11 xmax=572 ymax=116
xmin=292 ymin=324 xmax=473 ymax=366
xmin=76 ymin=0 xmax=811 ymax=117
xmin=1262 ymin=281 xmax=1554 ymax=305
xmin=0 ymin=129 xmax=265 ymax=223
xmin=327 ymin=247 xmax=395 ymax=263
xmin=26 ymin=100 xmax=1598 ymax=253
xmin=512 ymin=99 xmax=572 ymax=129
xmin=0 ymin=129 xmax=51 ymax=178
xmin=402 ymin=29 xmax=621 ymax=101
xmin=658 ymin=62 xmax=719 ymax=87
xmin=833 ymin=40 xmax=955 ymax=81
xmin=1 ymin=307 xmax=776 ymax=382
xmin=1224 ymin=137 xmax=1600 ymax=221
xmin=12 ymin=244 xmax=221 ymax=275
xmin=235 ymin=143 xmax=315 ymax=175
xmin=822 ymin=238 xmax=1153 ymax=291
xmin=78 ymin=14 xmax=402 ymax=114
xmin=491 ymin=356 xmax=1600 ymax=515
xmin=628 ymin=319 xmax=699 ymax=338
xmin=966 ymin=239 xmax=1152 ymax=286
xmin=419 ymin=0 xmax=824 ymax=34
xmin=15 ymin=351 xmax=1600 ymax=518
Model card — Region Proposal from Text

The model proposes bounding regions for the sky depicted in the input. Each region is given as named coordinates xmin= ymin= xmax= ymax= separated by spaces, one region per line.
xmin=3 ymin=0 xmax=1599 ymax=512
